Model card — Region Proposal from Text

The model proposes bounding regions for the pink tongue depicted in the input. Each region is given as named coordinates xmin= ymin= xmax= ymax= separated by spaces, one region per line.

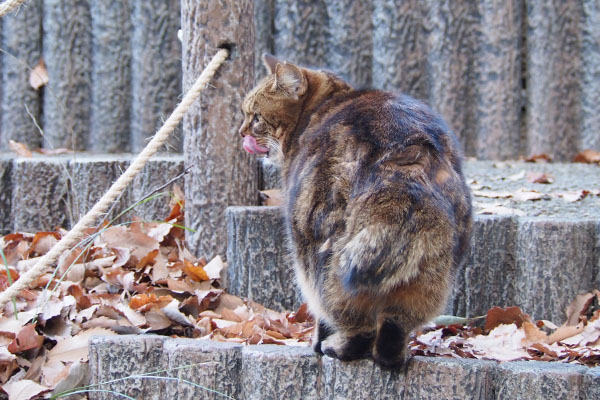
xmin=242 ymin=136 xmax=269 ymax=154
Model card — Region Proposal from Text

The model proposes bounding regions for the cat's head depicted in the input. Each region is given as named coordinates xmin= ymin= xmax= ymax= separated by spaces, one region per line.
xmin=238 ymin=54 xmax=312 ymax=165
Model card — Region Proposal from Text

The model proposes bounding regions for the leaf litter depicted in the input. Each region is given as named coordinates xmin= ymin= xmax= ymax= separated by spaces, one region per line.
xmin=1 ymin=191 xmax=600 ymax=398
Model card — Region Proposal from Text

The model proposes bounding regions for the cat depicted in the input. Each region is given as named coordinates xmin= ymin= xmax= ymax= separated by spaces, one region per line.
xmin=239 ymin=53 xmax=473 ymax=369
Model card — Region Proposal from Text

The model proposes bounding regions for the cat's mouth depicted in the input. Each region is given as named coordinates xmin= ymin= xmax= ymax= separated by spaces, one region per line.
xmin=242 ymin=135 xmax=269 ymax=155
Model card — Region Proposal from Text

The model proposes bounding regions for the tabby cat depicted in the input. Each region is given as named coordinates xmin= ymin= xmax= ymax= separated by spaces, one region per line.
xmin=239 ymin=54 xmax=473 ymax=369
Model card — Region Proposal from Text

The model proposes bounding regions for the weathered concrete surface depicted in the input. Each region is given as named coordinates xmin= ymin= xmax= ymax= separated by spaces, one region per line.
xmin=226 ymin=206 xmax=300 ymax=311
xmin=450 ymin=215 xmax=519 ymax=318
xmin=10 ymin=156 xmax=70 ymax=232
xmin=325 ymin=0 xmax=373 ymax=88
xmin=472 ymin=0 xmax=523 ymax=160
xmin=0 ymin=155 xmax=12 ymax=234
xmin=372 ymin=0 xmax=428 ymax=97
xmin=1 ymin=154 xmax=185 ymax=233
xmin=0 ymin=0 xmax=43 ymax=150
xmin=253 ymin=0 xmax=275 ymax=84
xmin=494 ymin=361 xmax=588 ymax=400
xmin=273 ymin=0 xmax=329 ymax=68
xmin=241 ymin=346 xmax=319 ymax=400
xmin=130 ymin=0 xmax=181 ymax=152
xmin=163 ymin=339 xmax=242 ymax=400
xmin=182 ymin=0 xmax=259 ymax=259
xmin=89 ymin=1 xmax=132 ymax=152
xmin=90 ymin=336 xmax=599 ymax=400
xmin=89 ymin=335 xmax=167 ymax=400
xmin=525 ymin=2 xmax=582 ymax=161
xmin=43 ymin=0 xmax=92 ymax=150
xmin=580 ymin=0 xmax=600 ymax=152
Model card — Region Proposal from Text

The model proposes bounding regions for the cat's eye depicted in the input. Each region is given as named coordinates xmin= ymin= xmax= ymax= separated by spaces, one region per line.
xmin=252 ymin=114 xmax=260 ymax=124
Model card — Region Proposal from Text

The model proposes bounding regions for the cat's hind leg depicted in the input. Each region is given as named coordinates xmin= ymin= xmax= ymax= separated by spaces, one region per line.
xmin=313 ymin=320 xmax=335 ymax=354
xmin=319 ymin=309 xmax=376 ymax=362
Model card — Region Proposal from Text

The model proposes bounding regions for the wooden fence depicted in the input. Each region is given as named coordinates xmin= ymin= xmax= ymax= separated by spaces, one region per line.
xmin=0 ymin=0 xmax=598 ymax=160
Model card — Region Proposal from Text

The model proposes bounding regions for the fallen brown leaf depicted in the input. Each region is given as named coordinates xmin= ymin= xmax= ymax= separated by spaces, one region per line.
xmin=527 ymin=171 xmax=554 ymax=184
xmin=573 ymin=149 xmax=600 ymax=164
xmin=525 ymin=153 xmax=552 ymax=163
xmin=8 ymin=140 xmax=32 ymax=158
xmin=29 ymin=59 xmax=49 ymax=90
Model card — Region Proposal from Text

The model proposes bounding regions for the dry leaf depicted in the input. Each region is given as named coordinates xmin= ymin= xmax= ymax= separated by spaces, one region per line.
xmin=525 ymin=153 xmax=552 ymax=163
xmin=2 ymin=379 xmax=50 ymax=400
xmin=475 ymin=204 xmax=526 ymax=216
xmin=548 ymin=323 xmax=584 ymax=344
xmin=527 ymin=172 xmax=554 ymax=184
xmin=485 ymin=306 xmax=531 ymax=331
xmin=573 ymin=149 xmax=600 ymax=164
xmin=183 ymin=260 xmax=209 ymax=282
xmin=203 ymin=255 xmax=225 ymax=280
xmin=47 ymin=327 xmax=116 ymax=363
xmin=8 ymin=324 xmax=44 ymax=354
xmin=34 ymin=148 xmax=73 ymax=156
xmin=8 ymin=140 xmax=32 ymax=158
xmin=565 ymin=292 xmax=596 ymax=326
xmin=29 ymin=59 xmax=49 ymax=90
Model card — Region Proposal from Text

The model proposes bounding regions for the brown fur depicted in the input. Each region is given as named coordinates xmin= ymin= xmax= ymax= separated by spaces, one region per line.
xmin=239 ymin=54 xmax=473 ymax=369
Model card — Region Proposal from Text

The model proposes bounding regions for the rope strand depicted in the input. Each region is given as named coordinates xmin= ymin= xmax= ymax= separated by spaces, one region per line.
xmin=0 ymin=48 xmax=229 ymax=310
xmin=0 ymin=0 xmax=27 ymax=17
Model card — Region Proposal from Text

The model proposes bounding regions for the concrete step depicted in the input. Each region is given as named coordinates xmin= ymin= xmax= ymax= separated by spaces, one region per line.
xmin=227 ymin=160 xmax=600 ymax=322
xmin=89 ymin=335 xmax=600 ymax=400
xmin=0 ymin=152 xmax=184 ymax=234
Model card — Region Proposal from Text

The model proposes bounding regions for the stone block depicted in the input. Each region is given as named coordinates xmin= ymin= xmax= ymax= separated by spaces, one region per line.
xmin=130 ymin=0 xmax=181 ymax=152
xmin=241 ymin=345 xmax=319 ymax=399
xmin=493 ymin=361 xmax=587 ymax=400
xmin=525 ymin=2 xmax=583 ymax=161
xmin=0 ymin=155 xmax=12 ymax=233
xmin=88 ymin=335 xmax=167 ymax=400
xmin=11 ymin=157 xmax=70 ymax=232
xmin=129 ymin=155 xmax=185 ymax=222
xmin=514 ymin=219 xmax=597 ymax=322
xmin=582 ymin=367 xmax=600 ymax=400
xmin=450 ymin=216 xmax=519 ymax=317
xmin=163 ymin=339 xmax=242 ymax=400
xmin=42 ymin=0 xmax=92 ymax=150
xmin=89 ymin=1 xmax=132 ymax=152
xmin=226 ymin=206 xmax=300 ymax=311
xmin=0 ymin=1 xmax=43 ymax=150
xmin=258 ymin=158 xmax=281 ymax=190
xmin=69 ymin=156 xmax=130 ymax=224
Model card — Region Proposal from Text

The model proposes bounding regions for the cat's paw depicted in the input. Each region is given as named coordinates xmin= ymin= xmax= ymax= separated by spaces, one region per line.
xmin=320 ymin=331 xmax=373 ymax=361
xmin=372 ymin=352 xmax=409 ymax=370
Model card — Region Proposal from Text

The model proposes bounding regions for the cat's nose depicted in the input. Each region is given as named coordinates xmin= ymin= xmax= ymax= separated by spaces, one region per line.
xmin=238 ymin=124 xmax=247 ymax=137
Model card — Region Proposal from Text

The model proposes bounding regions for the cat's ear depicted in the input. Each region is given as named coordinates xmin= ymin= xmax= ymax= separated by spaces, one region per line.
xmin=262 ymin=53 xmax=280 ymax=74
xmin=274 ymin=62 xmax=307 ymax=99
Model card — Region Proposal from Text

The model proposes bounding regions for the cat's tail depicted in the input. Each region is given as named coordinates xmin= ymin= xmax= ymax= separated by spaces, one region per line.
xmin=337 ymin=219 xmax=455 ymax=295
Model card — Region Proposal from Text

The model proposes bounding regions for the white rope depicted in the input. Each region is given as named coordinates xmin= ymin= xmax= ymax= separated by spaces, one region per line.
xmin=0 ymin=48 xmax=229 ymax=310
xmin=0 ymin=0 xmax=27 ymax=17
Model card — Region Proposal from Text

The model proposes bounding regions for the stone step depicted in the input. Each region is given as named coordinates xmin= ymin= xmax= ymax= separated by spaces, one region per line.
xmin=0 ymin=153 xmax=184 ymax=234
xmin=89 ymin=335 xmax=600 ymax=400
xmin=227 ymin=160 xmax=600 ymax=322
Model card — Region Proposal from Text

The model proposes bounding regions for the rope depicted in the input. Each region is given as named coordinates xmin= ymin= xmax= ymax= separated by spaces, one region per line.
xmin=0 ymin=48 xmax=229 ymax=310
xmin=0 ymin=0 xmax=27 ymax=17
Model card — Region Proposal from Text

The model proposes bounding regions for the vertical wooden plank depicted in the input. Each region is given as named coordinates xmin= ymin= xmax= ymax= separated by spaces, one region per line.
xmin=273 ymin=0 xmax=328 ymax=67
xmin=422 ymin=0 xmax=479 ymax=157
xmin=525 ymin=1 xmax=582 ymax=161
xmin=472 ymin=0 xmax=523 ymax=160
xmin=326 ymin=0 xmax=373 ymax=87
xmin=1 ymin=1 xmax=42 ymax=150
xmin=372 ymin=0 xmax=428 ymax=97
xmin=254 ymin=0 xmax=275 ymax=83
xmin=181 ymin=0 xmax=258 ymax=258
xmin=42 ymin=0 xmax=92 ymax=150
xmin=89 ymin=1 xmax=132 ymax=152
xmin=580 ymin=0 xmax=600 ymax=152
xmin=130 ymin=0 xmax=181 ymax=152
